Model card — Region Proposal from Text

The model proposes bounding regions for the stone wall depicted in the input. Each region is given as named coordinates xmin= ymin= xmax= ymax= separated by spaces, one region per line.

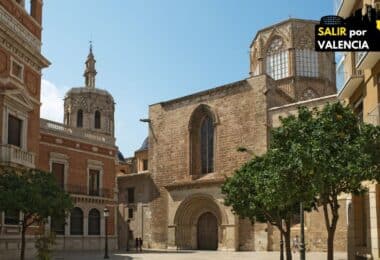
xmin=147 ymin=75 xmax=271 ymax=249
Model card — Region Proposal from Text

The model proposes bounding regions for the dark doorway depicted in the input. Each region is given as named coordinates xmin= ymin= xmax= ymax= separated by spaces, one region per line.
xmin=197 ymin=212 xmax=218 ymax=250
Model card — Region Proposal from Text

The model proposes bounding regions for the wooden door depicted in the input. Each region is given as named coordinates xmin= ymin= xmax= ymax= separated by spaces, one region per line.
xmin=197 ymin=212 xmax=218 ymax=250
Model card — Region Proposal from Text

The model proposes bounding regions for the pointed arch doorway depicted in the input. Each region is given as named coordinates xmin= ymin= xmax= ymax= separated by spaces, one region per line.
xmin=197 ymin=212 xmax=218 ymax=250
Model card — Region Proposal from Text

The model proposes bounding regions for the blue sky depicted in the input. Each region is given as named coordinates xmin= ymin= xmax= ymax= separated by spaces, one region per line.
xmin=40 ymin=0 xmax=334 ymax=157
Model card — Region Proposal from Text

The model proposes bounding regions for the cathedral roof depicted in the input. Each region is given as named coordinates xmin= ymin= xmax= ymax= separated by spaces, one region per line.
xmin=136 ymin=137 xmax=149 ymax=152
xmin=117 ymin=151 xmax=126 ymax=162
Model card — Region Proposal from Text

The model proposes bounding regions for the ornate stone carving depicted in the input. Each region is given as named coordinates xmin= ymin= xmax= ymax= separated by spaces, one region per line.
xmin=0 ymin=5 xmax=41 ymax=52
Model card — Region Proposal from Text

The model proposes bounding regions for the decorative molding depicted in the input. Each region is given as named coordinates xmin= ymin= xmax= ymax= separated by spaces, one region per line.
xmin=0 ymin=31 xmax=49 ymax=72
xmin=0 ymin=5 xmax=41 ymax=52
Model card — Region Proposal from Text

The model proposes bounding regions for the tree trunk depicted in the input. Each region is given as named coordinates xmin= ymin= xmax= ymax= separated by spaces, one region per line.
xmin=20 ymin=224 xmax=26 ymax=260
xmin=322 ymin=199 xmax=339 ymax=260
xmin=283 ymin=230 xmax=292 ymax=260
xmin=327 ymin=227 xmax=336 ymax=260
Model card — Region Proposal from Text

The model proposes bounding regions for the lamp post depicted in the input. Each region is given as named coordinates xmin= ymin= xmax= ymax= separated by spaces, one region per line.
xmin=280 ymin=231 xmax=284 ymax=260
xmin=103 ymin=207 xmax=109 ymax=259
xmin=126 ymin=219 xmax=130 ymax=251
xmin=300 ymin=202 xmax=306 ymax=260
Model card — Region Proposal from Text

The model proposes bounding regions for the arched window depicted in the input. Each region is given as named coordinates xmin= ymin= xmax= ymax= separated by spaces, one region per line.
xmin=77 ymin=110 xmax=83 ymax=128
xmin=266 ymin=37 xmax=289 ymax=80
xmin=65 ymin=112 xmax=70 ymax=125
xmin=70 ymin=207 xmax=83 ymax=235
xmin=295 ymin=49 xmax=319 ymax=77
xmin=94 ymin=110 xmax=101 ymax=129
xmin=200 ymin=115 xmax=214 ymax=174
xmin=189 ymin=105 xmax=216 ymax=175
xmin=88 ymin=209 xmax=100 ymax=235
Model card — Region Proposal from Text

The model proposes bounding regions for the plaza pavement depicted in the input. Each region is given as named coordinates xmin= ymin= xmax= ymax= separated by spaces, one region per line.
xmin=53 ymin=249 xmax=347 ymax=260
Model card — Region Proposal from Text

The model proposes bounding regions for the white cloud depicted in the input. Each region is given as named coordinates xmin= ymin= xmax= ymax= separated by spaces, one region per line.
xmin=40 ymin=79 xmax=67 ymax=123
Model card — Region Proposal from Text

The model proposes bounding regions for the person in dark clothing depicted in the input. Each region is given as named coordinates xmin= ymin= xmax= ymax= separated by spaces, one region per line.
xmin=139 ymin=238 xmax=143 ymax=252
xmin=135 ymin=238 xmax=139 ymax=252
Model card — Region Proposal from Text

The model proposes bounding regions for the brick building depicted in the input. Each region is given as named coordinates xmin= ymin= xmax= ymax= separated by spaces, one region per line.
xmin=0 ymin=1 xmax=118 ymax=258
xmin=117 ymin=18 xmax=349 ymax=252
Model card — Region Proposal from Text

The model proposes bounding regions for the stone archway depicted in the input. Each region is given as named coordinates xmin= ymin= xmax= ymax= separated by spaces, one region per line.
xmin=172 ymin=194 xmax=228 ymax=250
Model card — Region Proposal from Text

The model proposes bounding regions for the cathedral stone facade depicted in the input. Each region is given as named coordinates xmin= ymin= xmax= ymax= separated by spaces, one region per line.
xmin=117 ymin=18 xmax=348 ymax=252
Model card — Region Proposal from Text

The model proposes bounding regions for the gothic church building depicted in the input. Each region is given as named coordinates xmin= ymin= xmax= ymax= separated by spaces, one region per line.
xmin=118 ymin=18 xmax=348 ymax=252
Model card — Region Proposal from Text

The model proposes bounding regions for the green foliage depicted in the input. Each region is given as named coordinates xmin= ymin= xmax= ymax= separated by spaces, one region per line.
xmin=0 ymin=167 xmax=73 ymax=226
xmin=35 ymin=233 xmax=56 ymax=260
xmin=0 ymin=167 xmax=73 ymax=260
xmin=223 ymin=102 xmax=380 ymax=260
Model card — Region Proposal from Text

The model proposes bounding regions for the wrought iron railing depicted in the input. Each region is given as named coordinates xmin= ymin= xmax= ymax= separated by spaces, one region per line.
xmin=65 ymin=184 xmax=113 ymax=198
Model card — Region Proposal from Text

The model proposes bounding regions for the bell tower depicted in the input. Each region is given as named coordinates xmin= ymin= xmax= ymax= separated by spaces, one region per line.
xmin=64 ymin=45 xmax=115 ymax=138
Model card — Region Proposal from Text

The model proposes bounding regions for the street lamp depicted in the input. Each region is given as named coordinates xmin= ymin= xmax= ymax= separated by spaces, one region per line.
xmin=103 ymin=207 xmax=110 ymax=259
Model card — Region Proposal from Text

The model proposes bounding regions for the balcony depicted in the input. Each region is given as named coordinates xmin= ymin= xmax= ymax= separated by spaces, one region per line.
xmin=65 ymin=184 xmax=113 ymax=198
xmin=0 ymin=144 xmax=35 ymax=168
xmin=356 ymin=52 xmax=380 ymax=70
xmin=334 ymin=0 xmax=356 ymax=17
xmin=40 ymin=119 xmax=115 ymax=145
xmin=336 ymin=55 xmax=364 ymax=99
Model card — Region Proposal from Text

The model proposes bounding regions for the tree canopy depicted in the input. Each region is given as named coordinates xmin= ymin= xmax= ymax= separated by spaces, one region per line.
xmin=0 ymin=167 xmax=74 ymax=260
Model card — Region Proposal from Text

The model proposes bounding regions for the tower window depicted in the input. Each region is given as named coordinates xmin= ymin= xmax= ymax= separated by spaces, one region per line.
xmin=296 ymin=49 xmax=319 ymax=77
xmin=95 ymin=110 xmax=101 ymax=129
xmin=77 ymin=110 xmax=83 ymax=128
xmin=265 ymin=37 xmax=289 ymax=80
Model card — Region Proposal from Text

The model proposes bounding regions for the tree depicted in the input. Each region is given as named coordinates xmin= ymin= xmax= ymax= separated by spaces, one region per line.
xmin=308 ymin=103 xmax=380 ymax=260
xmin=223 ymin=102 xmax=380 ymax=260
xmin=222 ymin=151 xmax=311 ymax=260
xmin=0 ymin=167 xmax=74 ymax=260
xmin=271 ymin=102 xmax=380 ymax=260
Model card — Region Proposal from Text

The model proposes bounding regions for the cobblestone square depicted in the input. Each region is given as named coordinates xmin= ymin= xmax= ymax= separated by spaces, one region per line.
xmin=53 ymin=250 xmax=347 ymax=260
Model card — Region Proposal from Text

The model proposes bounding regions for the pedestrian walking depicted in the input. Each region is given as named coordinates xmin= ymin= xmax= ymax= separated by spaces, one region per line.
xmin=292 ymin=235 xmax=300 ymax=253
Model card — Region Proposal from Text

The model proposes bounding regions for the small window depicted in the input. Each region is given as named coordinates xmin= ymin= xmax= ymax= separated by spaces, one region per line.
xmin=143 ymin=159 xmax=148 ymax=171
xmin=128 ymin=208 xmax=133 ymax=219
xmin=94 ymin=110 xmax=101 ymax=129
xmin=52 ymin=162 xmax=65 ymax=189
xmin=127 ymin=188 xmax=135 ymax=204
xmin=8 ymin=115 xmax=22 ymax=147
xmin=4 ymin=210 xmax=20 ymax=225
xmin=11 ymin=59 xmax=24 ymax=81
xmin=77 ymin=110 xmax=83 ymax=128
xmin=89 ymin=169 xmax=100 ymax=196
